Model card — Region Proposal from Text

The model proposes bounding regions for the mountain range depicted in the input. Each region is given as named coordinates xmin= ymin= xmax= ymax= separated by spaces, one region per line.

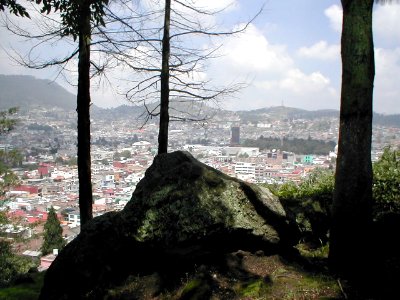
xmin=1 ymin=74 xmax=399 ymax=127
xmin=0 ymin=75 xmax=76 ymax=110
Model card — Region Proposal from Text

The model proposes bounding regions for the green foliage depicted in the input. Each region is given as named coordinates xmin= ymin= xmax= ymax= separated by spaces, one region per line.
xmin=0 ymin=107 xmax=18 ymax=135
xmin=101 ymin=158 xmax=109 ymax=165
xmin=37 ymin=0 xmax=109 ymax=40
xmin=271 ymin=150 xmax=400 ymax=242
xmin=113 ymin=151 xmax=120 ymax=161
xmin=27 ymin=123 xmax=54 ymax=132
xmin=0 ymin=210 xmax=8 ymax=224
xmin=373 ymin=147 xmax=400 ymax=215
xmin=55 ymin=156 xmax=64 ymax=165
xmin=0 ymin=108 xmax=20 ymax=196
xmin=0 ymin=240 xmax=36 ymax=287
xmin=0 ymin=0 xmax=29 ymax=17
xmin=243 ymin=136 xmax=336 ymax=155
xmin=120 ymin=150 xmax=131 ymax=159
xmin=272 ymin=168 xmax=334 ymax=244
xmin=114 ymin=150 xmax=131 ymax=161
xmin=41 ymin=206 xmax=65 ymax=256
xmin=238 ymin=279 xmax=270 ymax=298
xmin=0 ymin=272 xmax=45 ymax=300
xmin=277 ymin=168 xmax=334 ymax=205
xmin=66 ymin=156 xmax=77 ymax=166
xmin=0 ymin=240 xmax=17 ymax=287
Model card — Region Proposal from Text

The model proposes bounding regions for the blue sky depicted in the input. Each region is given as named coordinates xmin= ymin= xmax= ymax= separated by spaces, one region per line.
xmin=1 ymin=0 xmax=399 ymax=113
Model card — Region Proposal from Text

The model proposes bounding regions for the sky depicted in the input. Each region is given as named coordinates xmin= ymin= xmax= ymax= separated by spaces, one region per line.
xmin=0 ymin=0 xmax=400 ymax=113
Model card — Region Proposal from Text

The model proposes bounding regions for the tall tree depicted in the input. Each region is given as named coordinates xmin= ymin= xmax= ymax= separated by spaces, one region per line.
xmin=110 ymin=1 xmax=258 ymax=154
xmin=4 ymin=0 xmax=109 ymax=226
xmin=329 ymin=0 xmax=375 ymax=278
xmin=158 ymin=0 xmax=171 ymax=154
xmin=43 ymin=0 xmax=109 ymax=226
xmin=76 ymin=0 xmax=94 ymax=226
xmin=41 ymin=206 xmax=65 ymax=256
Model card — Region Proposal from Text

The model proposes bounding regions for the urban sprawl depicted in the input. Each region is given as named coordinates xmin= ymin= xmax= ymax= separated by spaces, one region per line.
xmin=1 ymin=106 xmax=399 ymax=269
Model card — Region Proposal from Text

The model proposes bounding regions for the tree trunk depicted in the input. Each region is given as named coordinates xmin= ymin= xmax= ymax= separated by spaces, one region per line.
xmin=158 ymin=0 xmax=171 ymax=154
xmin=77 ymin=1 xmax=93 ymax=227
xmin=329 ymin=0 xmax=375 ymax=278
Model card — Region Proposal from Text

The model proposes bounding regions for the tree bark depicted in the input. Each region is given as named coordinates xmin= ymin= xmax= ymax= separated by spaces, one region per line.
xmin=158 ymin=0 xmax=171 ymax=154
xmin=329 ymin=0 xmax=375 ymax=278
xmin=77 ymin=0 xmax=93 ymax=227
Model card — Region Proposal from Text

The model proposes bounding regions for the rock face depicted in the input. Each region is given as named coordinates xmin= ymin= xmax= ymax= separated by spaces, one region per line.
xmin=39 ymin=151 xmax=296 ymax=299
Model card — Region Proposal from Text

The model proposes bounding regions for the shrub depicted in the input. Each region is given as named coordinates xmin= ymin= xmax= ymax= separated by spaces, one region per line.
xmin=273 ymin=168 xmax=334 ymax=245
xmin=373 ymin=147 xmax=400 ymax=217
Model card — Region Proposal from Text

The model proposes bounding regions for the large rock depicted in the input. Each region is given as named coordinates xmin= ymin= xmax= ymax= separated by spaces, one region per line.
xmin=39 ymin=151 xmax=296 ymax=299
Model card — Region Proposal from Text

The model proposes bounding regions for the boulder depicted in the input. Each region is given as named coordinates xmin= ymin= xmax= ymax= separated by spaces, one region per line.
xmin=39 ymin=151 xmax=296 ymax=299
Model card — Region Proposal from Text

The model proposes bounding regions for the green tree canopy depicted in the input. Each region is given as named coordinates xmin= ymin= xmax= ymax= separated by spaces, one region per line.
xmin=373 ymin=147 xmax=400 ymax=215
xmin=41 ymin=207 xmax=65 ymax=256
xmin=0 ymin=0 xmax=29 ymax=17
xmin=0 ymin=108 xmax=20 ymax=196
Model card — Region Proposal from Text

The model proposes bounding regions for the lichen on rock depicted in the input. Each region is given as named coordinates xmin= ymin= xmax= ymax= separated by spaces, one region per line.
xmin=39 ymin=151 xmax=297 ymax=299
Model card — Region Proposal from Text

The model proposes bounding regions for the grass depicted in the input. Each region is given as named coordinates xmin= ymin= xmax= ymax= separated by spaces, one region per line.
xmin=0 ymin=272 xmax=45 ymax=300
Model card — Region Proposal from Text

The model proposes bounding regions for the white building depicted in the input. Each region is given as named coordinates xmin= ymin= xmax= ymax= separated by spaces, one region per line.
xmin=234 ymin=162 xmax=256 ymax=175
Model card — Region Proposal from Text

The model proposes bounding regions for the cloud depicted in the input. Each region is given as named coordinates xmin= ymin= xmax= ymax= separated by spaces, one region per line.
xmin=208 ymin=24 xmax=339 ymax=111
xmin=324 ymin=4 xmax=342 ymax=32
xmin=188 ymin=0 xmax=239 ymax=12
xmin=374 ymin=47 xmax=400 ymax=113
xmin=219 ymin=24 xmax=293 ymax=74
xmin=279 ymin=69 xmax=331 ymax=94
xmin=298 ymin=41 xmax=340 ymax=60
xmin=324 ymin=3 xmax=400 ymax=42
xmin=374 ymin=4 xmax=400 ymax=42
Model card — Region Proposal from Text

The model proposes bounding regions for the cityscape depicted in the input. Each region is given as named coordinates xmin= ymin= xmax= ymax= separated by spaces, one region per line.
xmin=1 ymin=101 xmax=399 ymax=270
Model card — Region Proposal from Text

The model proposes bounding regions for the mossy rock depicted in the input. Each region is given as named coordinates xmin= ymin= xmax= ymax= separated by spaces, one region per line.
xmin=40 ymin=151 xmax=297 ymax=299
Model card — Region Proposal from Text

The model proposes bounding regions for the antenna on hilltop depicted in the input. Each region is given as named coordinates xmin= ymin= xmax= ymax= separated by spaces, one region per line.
xmin=281 ymin=99 xmax=285 ymax=107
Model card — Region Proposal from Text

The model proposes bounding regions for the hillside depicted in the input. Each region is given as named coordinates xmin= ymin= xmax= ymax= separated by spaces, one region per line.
xmin=237 ymin=106 xmax=400 ymax=128
xmin=236 ymin=106 xmax=338 ymax=123
xmin=0 ymin=75 xmax=76 ymax=111
xmin=1 ymin=74 xmax=400 ymax=127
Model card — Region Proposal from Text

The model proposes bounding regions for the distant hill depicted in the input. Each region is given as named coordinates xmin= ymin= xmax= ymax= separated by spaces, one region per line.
xmin=236 ymin=106 xmax=338 ymax=123
xmin=1 ymin=74 xmax=399 ymax=127
xmin=0 ymin=74 xmax=76 ymax=110
xmin=373 ymin=113 xmax=400 ymax=128
xmin=237 ymin=106 xmax=400 ymax=128
xmin=92 ymin=100 xmax=225 ymax=122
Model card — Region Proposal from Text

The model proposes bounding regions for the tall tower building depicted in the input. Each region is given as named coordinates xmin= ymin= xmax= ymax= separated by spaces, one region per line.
xmin=231 ymin=126 xmax=240 ymax=146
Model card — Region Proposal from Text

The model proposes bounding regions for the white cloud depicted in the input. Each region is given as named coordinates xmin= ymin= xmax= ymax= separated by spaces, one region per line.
xmin=374 ymin=4 xmax=400 ymax=42
xmin=321 ymin=4 xmax=400 ymax=113
xmin=298 ymin=41 xmax=340 ymax=61
xmin=279 ymin=69 xmax=331 ymax=94
xmin=254 ymin=69 xmax=337 ymax=103
xmin=219 ymin=24 xmax=293 ymax=74
xmin=208 ymin=24 xmax=339 ymax=111
xmin=374 ymin=47 xmax=400 ymax=113
xmin=324 ymin=4 xmax=342 ymax=32
xmin=324 ymin=3 xmax=400 ymax=42
xmin=187 ymin=0 xmax=239 ymax=12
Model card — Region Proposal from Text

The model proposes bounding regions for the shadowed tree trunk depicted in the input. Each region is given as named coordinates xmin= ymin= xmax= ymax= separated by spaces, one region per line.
xmin=77 ymin=0 xmax=93 ymax=226
xmin=329 ymin=0 xmax=375 ymax=278
xmin=158 ymin=0 xmax=171 ymax=154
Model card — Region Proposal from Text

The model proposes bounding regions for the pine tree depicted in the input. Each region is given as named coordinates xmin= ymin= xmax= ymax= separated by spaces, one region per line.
xmin=41 ymin=207 xmax=65 ymax=256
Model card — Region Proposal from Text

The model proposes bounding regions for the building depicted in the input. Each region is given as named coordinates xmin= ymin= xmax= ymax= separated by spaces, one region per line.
xmin=67 ymin=210 xmax=81 ymax=226
xmin=231 ymin=126 xmax=240 ymax=146
xmin=234 ymin=162 xmax=256 ymax=175
xmin=303 ymin=155 xmax=314 ymax=164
